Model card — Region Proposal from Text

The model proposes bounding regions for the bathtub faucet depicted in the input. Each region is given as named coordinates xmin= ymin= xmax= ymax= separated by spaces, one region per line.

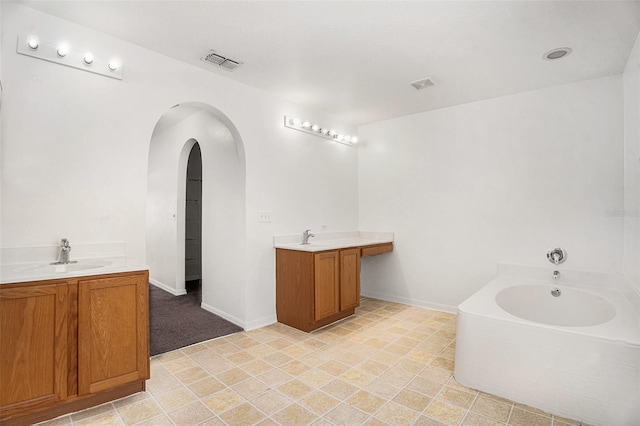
xmin=546 ymin=247 xmax=567 ymax=265
xmin=553 ymin=270 xmax=560 ymax=280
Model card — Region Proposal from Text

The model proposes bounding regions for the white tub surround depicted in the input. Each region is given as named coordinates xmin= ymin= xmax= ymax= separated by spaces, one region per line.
xmin=455 ymin=264 xmax=640 ymax=426
xmin=0 ymin=242 xmax=148 ymax=284
xmin=273 ymin=231 xmax=393 ymax=252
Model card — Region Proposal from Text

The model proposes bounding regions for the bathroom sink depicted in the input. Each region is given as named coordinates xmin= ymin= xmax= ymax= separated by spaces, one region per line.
xmin=13 ymin=260 xmax=112 ymax=274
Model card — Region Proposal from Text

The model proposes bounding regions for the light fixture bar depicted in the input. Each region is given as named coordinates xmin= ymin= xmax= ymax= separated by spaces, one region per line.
xmin=284 ymin=116 xmax=357 ymax=146
xmin=16 ymin=35 xmax=123 ymax=80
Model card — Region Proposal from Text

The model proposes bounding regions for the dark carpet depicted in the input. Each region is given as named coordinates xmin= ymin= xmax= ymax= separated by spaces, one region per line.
xmin=149 ymin=283 xmax=243 ymax=356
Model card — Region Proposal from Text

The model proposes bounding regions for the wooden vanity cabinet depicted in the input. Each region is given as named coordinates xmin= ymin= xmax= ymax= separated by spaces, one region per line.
xmin=0 ymin=270 xmax=149 ymax=426
xmin=276 ymin=247 xmax=361 ymax=332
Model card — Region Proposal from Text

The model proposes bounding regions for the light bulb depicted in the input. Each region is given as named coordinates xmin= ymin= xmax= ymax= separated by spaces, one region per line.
xmin=108 ymin=61 xmax=119 ymax=71
xmin=321 ymin=129 xmax=329 ymax=135
xmin=292 ymin=118 xmax=301 ymax=126
xmin=351 ymin=136 xmax=359 ymax=144
xmin=57 ymin=45 xmax=69 ymax=57
xmin=344 ymin=135 xmax=352 ymax=142
xmin=329 ymin=130 xmax=337 ymax=137
xmin=311 ymin=124 xmax=319 ymax=132
xmin=83 ymin=52 xmax=94 ymax=65
xmin=301 ymin=121 xmax=311 ymax=128
xmin=337 ymin=134 xmax=344 ymax=141
xmin=27 ymin=38 xmax=39 ymax=50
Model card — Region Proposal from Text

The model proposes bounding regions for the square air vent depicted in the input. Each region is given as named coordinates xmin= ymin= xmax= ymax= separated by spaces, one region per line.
xmin=409 ymin=77 xmax=435 ymax=90
xmin=201 ymin=50 xmax=242 ymax=71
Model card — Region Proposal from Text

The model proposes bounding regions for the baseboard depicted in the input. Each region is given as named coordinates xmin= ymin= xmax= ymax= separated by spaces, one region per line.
xmin=361 ymin=290 xmax=457 ymax=314
xmin=200 ymin=302 xmax=246 ymax=330
xmin=245 ymin=314 xmax=277 ymax=331
xmin=149 ymin=278 xmax=187 ymax=296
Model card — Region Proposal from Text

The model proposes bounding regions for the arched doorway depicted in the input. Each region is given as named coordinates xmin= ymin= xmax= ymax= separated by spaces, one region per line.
xmin=185 ymin=143 xmax=202 ymax=299
xmin=146 ymin=103 xmax=247 ymax=329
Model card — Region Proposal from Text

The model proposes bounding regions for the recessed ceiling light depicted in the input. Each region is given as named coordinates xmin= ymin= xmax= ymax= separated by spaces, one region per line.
xmin=409 ymin=77 xmax=436 ymax=91
xmin=543 ymin=47 xmax=572 ymax=61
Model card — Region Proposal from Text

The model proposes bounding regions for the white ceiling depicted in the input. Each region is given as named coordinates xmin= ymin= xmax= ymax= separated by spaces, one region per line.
xmin=19 ymin=1 xmax=640 ymax=126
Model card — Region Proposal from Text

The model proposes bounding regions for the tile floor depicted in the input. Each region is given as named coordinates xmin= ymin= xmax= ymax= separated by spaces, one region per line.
xmin=39 ymin=298 xmax=585 ymax=426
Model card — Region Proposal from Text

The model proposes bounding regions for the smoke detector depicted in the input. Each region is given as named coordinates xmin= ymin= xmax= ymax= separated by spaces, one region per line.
xmin=201 ymin=50 xmax=242 ymax=71
xmin=409 ymin=77 xmax=435 ymax=90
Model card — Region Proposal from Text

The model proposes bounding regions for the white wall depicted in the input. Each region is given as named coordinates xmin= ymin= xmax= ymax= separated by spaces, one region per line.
xmin=359 ymin=76 xmax=624 ymax=311
xmin=0 ymin=4 xmax=358 ymax=329
xmin=624 ymin=32 xmax=640 ymax=293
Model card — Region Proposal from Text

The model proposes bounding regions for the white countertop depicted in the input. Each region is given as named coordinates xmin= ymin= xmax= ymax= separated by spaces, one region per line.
xmin=1 ymin=242 xmax=148 ymax=285
xmin=1 ymin=256 xmax=149 ymax=285
xmin=273 ymin=231 xmax=393 ymax=252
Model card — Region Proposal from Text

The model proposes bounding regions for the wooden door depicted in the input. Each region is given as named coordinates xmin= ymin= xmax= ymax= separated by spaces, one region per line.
xmin=0 ymin=282 xmax=67 ymax=417
xmin=340 ymin=248 xmax=361 ymax=310
xmin=77 ymin=272 xmax=149 ymax=395
xmin=313 ymin=251 xmax=339 ymax=321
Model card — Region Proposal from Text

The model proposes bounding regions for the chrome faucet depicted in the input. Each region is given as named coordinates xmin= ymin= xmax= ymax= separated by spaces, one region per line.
xmin=51 ymin=238 xmax=75 ymax=265
xmin=301 ymin=229 xmax=315 ymax=245
xmin=553 ymin=270 xmax=560 ymax=280
xmin=546 ymin=247 xmax=567 ymax=265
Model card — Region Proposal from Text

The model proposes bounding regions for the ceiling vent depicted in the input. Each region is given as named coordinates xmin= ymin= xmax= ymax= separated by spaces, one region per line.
xmin=409 ymin=77 xmax=435 ymax=91
xmin=201 ymin=50 xmax=242 ymax=71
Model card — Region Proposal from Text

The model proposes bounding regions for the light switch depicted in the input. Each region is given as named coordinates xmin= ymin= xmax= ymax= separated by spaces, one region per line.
xmin=258 ymin=210 xmax=272 ymax=223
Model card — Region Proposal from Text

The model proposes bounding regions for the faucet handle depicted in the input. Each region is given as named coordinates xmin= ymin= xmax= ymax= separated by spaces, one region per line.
xmin=547 ymin=247 xmax=567 ymax=265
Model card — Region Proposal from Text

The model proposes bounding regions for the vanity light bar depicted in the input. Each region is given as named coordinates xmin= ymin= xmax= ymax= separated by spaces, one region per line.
xmin=17 ymin=35 xmax=123 ymax=80
xmin=284 ymin=115 xmax=358 ymax=146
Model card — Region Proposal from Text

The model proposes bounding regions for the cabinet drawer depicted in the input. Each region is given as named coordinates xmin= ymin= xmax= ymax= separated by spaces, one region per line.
xmin=361 ymin=243 xmax=393 ymax=257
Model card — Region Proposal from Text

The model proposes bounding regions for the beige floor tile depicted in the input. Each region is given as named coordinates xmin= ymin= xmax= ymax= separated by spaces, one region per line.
xmin=212 ymin=342 xmax=242 ymax=355
xmin=233 ymin=337 xmax=261 ymax=349
xmin=226 ymin=350 xmax=256 ymax=365
xmin=150 ymin=361 xmax=171 ymax=379
xmin=168 ymin=401 xmax=214 ymax=425
xmin=181 ymin=342 xmax=209 ymax=355
xmin=163 ymin=356 xmax=198 ymax=373
xmin=384 ymin=344 xmax=413 ymax=356
xmin=370 ymin=350 xmax=403 ymax=366
xmin=273 ymin=403 xmax=318 ymax=426
xmin=393 ymin=388 xmax=432 ymax=412
xmin=375 ymin=401 xmax=420 ymax=425
xmin=280 ymin=360 xmax=312 ymax=376
xmin=514 ymin=403 xmax=552 ymax=417
xmin=365 ymin=378 xmax=402 ymax=399
xmin=463 ymin=411 xmax=506 ymax=426
xmin=413 ymin=415 xmax=449 ymax=426
xmin=420 ymin=365 xmax=453 ymax=383
xmin=430 ymin=357 xmax=455 ymax=372
xmin=278 ymin=379 xmax=314 ymax=400
xmin=551 ymin=416 xmax=582 ymax=425
xmin=216 ymin=367 xmax=251 ymax=386
xmin=74 ymin=411 xmax=123 ymax=426
xmin=146 ymin=373 xmax=183 ymax=395
xmin=111 ymin=391 xmax=150 ymax=409
xmin=218 ymin=402 xmax=265 ymax=425
xmin=188 ymin=376 xmax=226 ymax=398
xmin=135 ymin=414 xmax=175 ymax=426
xmin=71 ymin=403 xmax=114 ymax=422
xmin=377 ymin=367 xmax=415 ymax=388
xmin=298 ymin=368 xmax=335 ymax=387
xmin=155 ymin=386 xmax=197 ymax=411
xmin=318 ymin=360 xmax=352 ymax=376
xmin=324 ymin=403 xmax=371 ymax=425
xmin=424 ymin=399 xmax=467 ymax=425
xmin=268 ymin=337 xmax=295 ymax=350
xmin=396 ymin=358 xmax=427 ymax=374
xmin=246 ymin=343 xmax=278 ymax=358
xmin=438 ymin=386 xmax=477 ymax=409
xmin=340 ymin=368 xmax=376 ymax=387
xmin=299 ymin=390 xmax=341 ymax=415
xmin=198 ymin=417 xmax=227 ymax=426
xmin=406 ymin=349 xmax=437 ymax=364
xmin=282 ymin=343 xmax=313 ymax=358
xmin=471 ymin=395 xmax=512 ymax=423
xmin=508 ymin=407 xmax=552 ymax=426
xmin=407 ymin=376 xmax=445 ymax=397
xmin=264 ymin=350 xmax=295 ymax=367
xmin=242 ymin=359 xmax=274 ymax=375
xmin=257 ymin=367 xmax=294 ymax=386
xmin=232 ymin=377 xmax=271 ymax=400
xmin=116 ymin=399 xmax=163 ymax=425
xmin=321 ymin=378 xmax=360 ymax=401
xmin=360 ymin=360 xmax=389 ymax=376
xmin=347 ymin=390 xmax=387 ymax=414
xmin=155 ymin=350 xmax=185 ymax=363
xmin=201 ymin=388 xmax=245 ymax=414
xmin=174 ymin=365 xmax=209 ymax=384
xmin=251 ymin=389 xmax=293 ymax=415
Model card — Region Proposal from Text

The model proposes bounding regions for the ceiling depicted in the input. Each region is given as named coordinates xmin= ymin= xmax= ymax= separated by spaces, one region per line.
xmin=19 ymin=1 xmax=640 ymax=126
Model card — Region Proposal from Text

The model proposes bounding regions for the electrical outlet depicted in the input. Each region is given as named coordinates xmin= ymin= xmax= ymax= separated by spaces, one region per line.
xmin=258 ymin=210 xmax=272 ymax=223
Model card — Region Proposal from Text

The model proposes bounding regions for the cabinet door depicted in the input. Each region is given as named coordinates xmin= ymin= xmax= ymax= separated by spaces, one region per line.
xmin=0 ymin=283 xmax=67 ymax=416
xmin=78 ymin=273 xmax=149 ymax=395
xmin=314 ymin=251 xmax=339 ymax=322
xmin=340 ymin=248 xmax=361 ymax=310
